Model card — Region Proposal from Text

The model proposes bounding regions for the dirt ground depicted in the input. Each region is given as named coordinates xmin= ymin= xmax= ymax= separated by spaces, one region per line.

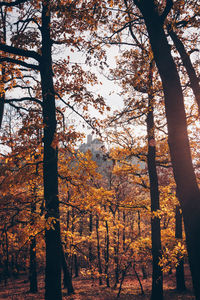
xmin=0 ymin=268 xmax=195 ymax=299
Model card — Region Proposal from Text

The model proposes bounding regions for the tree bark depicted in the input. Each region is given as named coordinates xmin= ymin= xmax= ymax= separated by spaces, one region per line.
xmin=96 ymin=215 xmax=103 ymax=285
xmin=105 ymin=220 xmax=110 ymax=287
xmin=0 ymin=8 xmax=6 ymax=128
xmin=29 ymin=179 xmax=38 ymax=293
xmin=29 ymin=236 xmax=38 ymax=293
xmin=40 ymin=1 xmax=62 ymax=299
xmin=134 ymin=1 xmax=200 ymax=298
xmin=89 ymin=212 xmax=93 ymax=264
xmin=146 ymin=62 xmax=163 ymax=300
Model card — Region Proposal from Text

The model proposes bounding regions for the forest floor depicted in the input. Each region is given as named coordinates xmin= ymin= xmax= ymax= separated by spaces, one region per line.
xmin=0 ymin=267 xmax=195 ymax=299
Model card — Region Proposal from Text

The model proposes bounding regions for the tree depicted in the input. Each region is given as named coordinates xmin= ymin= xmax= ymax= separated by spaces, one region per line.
xmin=0 ymin=1 xmax=108 ymax=298
xmin=132 ymin=0 xmax=200 ymax=298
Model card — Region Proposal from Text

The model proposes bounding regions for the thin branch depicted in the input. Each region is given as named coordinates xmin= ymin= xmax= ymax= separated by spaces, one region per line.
xmin=55 ymin=92 xmax=99 ymax=133
xmin=0 ymin=56 xmax=40 ymax=70
xmin=0 ymin=0 xmax=29 ymax=7
xmin=4 ymin=97 xmax=43 ymax=106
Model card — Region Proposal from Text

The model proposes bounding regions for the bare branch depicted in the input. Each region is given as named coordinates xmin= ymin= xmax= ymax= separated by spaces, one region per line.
xmin=0 ymin=56 xmax=40 ymax=70
xmin=0 ymin=43 xmax=41 ymax=62
xmin=0 ymin=0 xmax=29 ymax=8
xmin=4 ymin=97 xmax=43 ymax=106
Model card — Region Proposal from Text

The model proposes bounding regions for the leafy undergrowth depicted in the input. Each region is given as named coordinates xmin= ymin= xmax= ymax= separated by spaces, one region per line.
xmin=0 ymin=268 xmax=195 ymax=299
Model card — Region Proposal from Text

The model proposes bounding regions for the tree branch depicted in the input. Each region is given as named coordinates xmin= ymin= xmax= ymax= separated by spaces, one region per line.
xmin=0 ymin=43 xmax=41 ymax=62
xmin=0 ymin=56 xmax=39 ymax=70
xmin=0 ymin=0 xmax=29 ymax=7
xmin=160 ymin=0 xmax=173 ymax=24
xmin=4 ymin=97 xmax=43 ymax=106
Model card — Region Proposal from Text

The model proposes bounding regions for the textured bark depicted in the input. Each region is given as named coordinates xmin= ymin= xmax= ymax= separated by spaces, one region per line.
xmin=29 ymin=236 xmax=38 ymax=293
xmin=40 ymin=1 xmax=62 ymax=299
xmin=29 ymin=187 xmax=38 ymax=294
xmin=105 ymin=220 xmax=110 ymax=287
xmin=0 ymin=94 xmax=4 ymax=128
xmin=146 ymin=63 xmax=163 ymax=300
xmin=0 ymin=8 xmax=6 ymax=129
xmin=96 ymin=215 xmax=103 ymax=285
xmin=134 ymin=1 xmax=200 ymax=298
xmin=89 ymin=212 xmax=93 ymax=264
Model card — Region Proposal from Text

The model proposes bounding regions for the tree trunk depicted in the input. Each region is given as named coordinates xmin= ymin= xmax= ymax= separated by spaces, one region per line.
xmin=61 ymin=246 xmax=74 ymax=295
xmin=40 ymin=1 xmax=62 ymax=299
xmin=122 ymin=211 xmax=126 ymax=251
xmin=74 ymin=254 xmax=79 ymax=278
xmin=29 ymin=181 xmax=38 ymax=293
xmin=175 ymin=205 xmax=186 ymax=291
xmin=96 ymin=215 xmax=103 ymax=285
xmin=134 ymin=1 xmax=200 ymax=298
xmin=146 ymin=62 xmax=163 ymax=300
xmin=89 ymin=212 xmax=93 ymax=264
xmin=0 ymin=7 xmax=6 ymax=129
xmin=105 ymin=220 xmax=110 ymax=287
xmin=29 ymin=236 xmax=38 ymax=293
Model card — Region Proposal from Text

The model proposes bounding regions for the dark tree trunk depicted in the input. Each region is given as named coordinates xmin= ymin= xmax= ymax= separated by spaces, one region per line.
xmin=167 ymin=26 xmax=200 ymax=113
xmin=175 ymin=205 xmax=186 ymax=291
xmin=29 ymin=236 xmax=38 ymax=293
xmin=146 ymin=62 xmax=163 ymax=300
xmin=122 ymin=211 xmax=126 ymax=251
xmin=61 ymin=246 xmax=74 ymax=295
xmin=89 ymin=212 xmax=93 ymax=264
xmin=96 ymin=215 xmax=103 ymax=285
xmin=40 ymin=1 xmax=62 ymax=299
xmin=113 ymin=222 xmax=119 ymax=287
xmin=105 ymin=220 xmax=110 ymax=287
xmin=0 ymin=8 xmax=6 ymax=129
xmin=0 ymin=94 xmax=4 ymax=129
xmin=29 ymin=182 xmax=38 ymax=293
xmin=137 ymin=210 xmax=141 ymax=236
xmin=134 ymin=1 xmax=200 ymax=298
xmin=74 ymin=254 xmax=79 ymax=278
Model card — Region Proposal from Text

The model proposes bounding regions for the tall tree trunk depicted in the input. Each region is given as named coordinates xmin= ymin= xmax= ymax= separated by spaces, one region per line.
xmin=113 ymin=220 xmax=119 ymax=287
xmin=74 ymin=254 xmax=79 ymax=278
xmin=29 ymin=236 xmax=38 ymax=293
xmin=0 ymin=8 xmax=6 ymax=129
xmin=29 ymin=177 xmax=38 ymax=293
xmin=122 ymin=211 xmax=126 ymax=251
xmin=29 ymin=204 xmax=38 ymax=293
xmin=146 ymin=62 xmax=163 ymax=300
xmin=175 ymin=205 xmax=186 ymax=291
xmin=96 ymin=215 xmax=103 ymax=285
xmin=40 ymin=1 xmax=62 ymax=299
xmin=89 ymin=212 xmax=93 ymax=264
xmin=137 ymin=210 xmax=141 ymax=236
xmin=134 ymin=1 xmax=200 ymax=298
xmin=105 ymin=220 xmax=110 ymax=287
